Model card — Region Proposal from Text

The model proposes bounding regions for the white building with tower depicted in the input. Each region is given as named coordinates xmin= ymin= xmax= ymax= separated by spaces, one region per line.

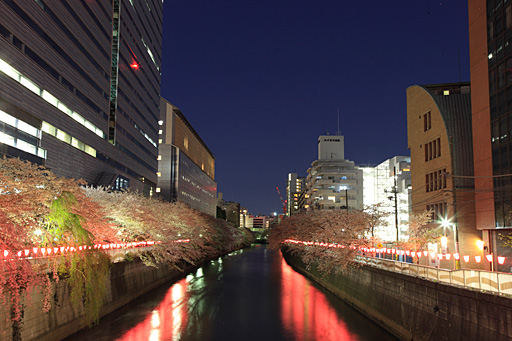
xmin=305 ymin=135 xmax=363 ymax=210
xmin=361 ymin=156 xmax=412 ymax=242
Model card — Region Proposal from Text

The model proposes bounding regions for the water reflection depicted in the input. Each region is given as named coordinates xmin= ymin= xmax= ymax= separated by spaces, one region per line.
xmin=116 ymin=277 xmax=189 ymax=341
xmin=281 ymin=258 xmax=358 ymax=340
xmin=68 ymin=247 xmax=396 ymax=341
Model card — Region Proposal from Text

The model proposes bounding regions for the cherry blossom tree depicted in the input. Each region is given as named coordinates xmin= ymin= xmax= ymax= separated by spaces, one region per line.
xmin=269 ymin=209 xmax=374 ymax=273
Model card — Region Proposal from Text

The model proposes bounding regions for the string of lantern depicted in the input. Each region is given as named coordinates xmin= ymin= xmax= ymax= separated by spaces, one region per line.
xmin=284 ymin=239 xmax=505 ymax=265
xmin=1 ymin=240 xmax=190 ymax=260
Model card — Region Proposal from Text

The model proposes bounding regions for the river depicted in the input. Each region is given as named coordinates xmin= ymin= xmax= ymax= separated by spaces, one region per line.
xmin=66 ymin=245 xmax=398 ymax=341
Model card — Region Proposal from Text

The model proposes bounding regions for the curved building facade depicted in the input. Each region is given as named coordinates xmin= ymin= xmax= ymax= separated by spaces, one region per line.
xmin=407 ymin=83 xmax=481 ymax=269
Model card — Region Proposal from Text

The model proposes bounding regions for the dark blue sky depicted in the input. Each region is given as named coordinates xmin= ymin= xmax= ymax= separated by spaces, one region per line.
xmin=160 ymin=1 xmax=471 ymax=216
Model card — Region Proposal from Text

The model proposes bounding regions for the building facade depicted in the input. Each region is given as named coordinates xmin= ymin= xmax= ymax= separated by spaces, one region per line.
xmin=0 ymin=0 xmax=163 ymax=194
xmin=217 ymin=193 xmax=240 ymax=227
xmin=157 ymin=99 xmax=217 ymax=216
xmin=407 ymin=82 xmax=481 ymax=269
xmin=286 ymin=173 xmax=305 ymax=216
xmin=469 ymin=0 xmax=512 ymax=271
xmin=361 ymin=156 xmax=412 ymax=242
xmin=305 ymin=135 xmax=363 ymax=211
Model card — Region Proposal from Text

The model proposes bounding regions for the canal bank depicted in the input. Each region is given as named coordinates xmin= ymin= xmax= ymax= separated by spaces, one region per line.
xmin=0 ymin=245 xmax=250 ymax=341
xmin=281 ymin=248 xmax=512 ymax=341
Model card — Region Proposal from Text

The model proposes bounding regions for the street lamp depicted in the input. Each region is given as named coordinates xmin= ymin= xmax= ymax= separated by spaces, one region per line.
xmin=440 ymin=218 xmax=460 ymax=270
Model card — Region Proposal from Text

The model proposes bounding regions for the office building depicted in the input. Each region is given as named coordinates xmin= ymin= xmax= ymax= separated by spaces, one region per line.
xmin=305 ymin=135 xmax=363 ymax=210
xmin=469 ymin=0 xmax=512 ymax=271
xmin=0 ymin=0 xmax=163 ymax=194
xmin=286 ymin=173 xmax=305 ymax=216
xmin=157 ymin=99 xmax=217 ymax=216
xmin=361 ymin=156 xmax=412 ymax=242
xmin=407 ymin=82 xmax=481 ymax=269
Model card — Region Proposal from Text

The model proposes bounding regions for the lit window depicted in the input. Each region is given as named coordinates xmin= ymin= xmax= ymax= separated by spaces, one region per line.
xmin=443 ymin=90 xmax=449 ymax=96
xmin=158 ymin=139 xmax=162 ymax=144
xmin=158 ymin=120 xmax=163 ymax=125
xmin=156 ymin=187 xmax=161 ymax=193
xmin=20 ymin=76 xmax=41 ymax=95
xmin=42 ymin=90 xmax=58 ymax=106
xmin=158 ymin=129 xmax=163 ymax=134
xmin=157 ymin=155 xmax=162 ymax=160
xmin=156 ymin=172 xmax=161 ymax=177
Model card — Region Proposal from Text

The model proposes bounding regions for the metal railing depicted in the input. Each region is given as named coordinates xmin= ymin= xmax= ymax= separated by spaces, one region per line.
xmin=357 ymin=256 xmax=512 ymax=296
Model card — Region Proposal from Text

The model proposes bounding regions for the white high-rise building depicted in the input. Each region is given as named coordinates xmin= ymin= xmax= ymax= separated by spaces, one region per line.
xmin=361 ymin=156 xmax=412 ymax=242
xmin=305 ymin=135 xmax=363 ymax=211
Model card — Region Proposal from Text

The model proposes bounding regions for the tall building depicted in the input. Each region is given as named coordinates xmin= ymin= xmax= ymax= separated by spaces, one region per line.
xmin=361 ymin=156 xmax=412 ymax=242
xmin=157 ymin=99 xmax=217 ymax=216
xmin=469 ymin=0 xmax=512 ymax=271
xmin=0 ymin=0 xmax=163 ymax=194
xmin=305 ymin=135 xmax=363 ymax=211
xmin=407 ymin=82 xmax=481 ymax=269
xmin=286 ymin=173 xmax=305 ymax=216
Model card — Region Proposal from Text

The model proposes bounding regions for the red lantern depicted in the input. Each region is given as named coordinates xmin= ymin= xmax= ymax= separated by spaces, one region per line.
xmin=463 ymin=255 xmax=470 ymax=262
xmin=498 ymin=256 xmax=505 ymax=265
xmin=475 ymin=256 xmax=481 ymax=263
xmin=485 ymin=254 xmax=493 ymax=262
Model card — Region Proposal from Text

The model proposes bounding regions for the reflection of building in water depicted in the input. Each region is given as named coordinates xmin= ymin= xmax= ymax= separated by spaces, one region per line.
xmin=157 ymin=99 xmax=217 ymax=216
xmin=280 ymin=256 xmax=355 ymax=340
xmin=117 ymin=277 xmax=189 ymax=341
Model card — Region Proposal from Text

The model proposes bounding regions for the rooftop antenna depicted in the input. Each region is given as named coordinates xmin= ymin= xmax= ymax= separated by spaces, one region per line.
xmin=458 ymin=48 xmax=461 ymax=82
xmin=337 ymin=109 xmax=340 ymax=135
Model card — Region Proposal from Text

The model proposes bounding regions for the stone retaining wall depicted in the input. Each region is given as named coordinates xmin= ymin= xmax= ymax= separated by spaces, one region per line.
xmin=282 ymin=249 xmax=512 ymax=341
xmin=0 ymin=246 xmax=246 ymax=341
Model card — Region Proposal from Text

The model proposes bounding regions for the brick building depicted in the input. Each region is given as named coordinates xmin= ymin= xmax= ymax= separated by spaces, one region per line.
xmin=407 ymin=83 xmax=482 ymax=269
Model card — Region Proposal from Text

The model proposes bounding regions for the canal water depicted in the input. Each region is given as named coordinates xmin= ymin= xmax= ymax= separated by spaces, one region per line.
xmin=67 ymin=245 xmax=398 ymax=341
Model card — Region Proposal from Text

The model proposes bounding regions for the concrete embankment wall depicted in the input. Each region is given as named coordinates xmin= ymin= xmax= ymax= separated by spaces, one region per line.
xmin=282 ymin=249 xmax=512 ymax=341
xmin=0 ymin=251 xmax=232 ymax=341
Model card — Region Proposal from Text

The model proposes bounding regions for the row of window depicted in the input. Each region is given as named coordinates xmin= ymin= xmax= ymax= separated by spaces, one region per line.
xmin=426 ymin=202 xmax=448 ymax=223
xmin=424 ymin=138 xmax=441 ymax=162
xmin=425 ymin=169 xmax=447 ymax=193
xmin=0 ymin=58 xmax=105 ymax=139
xmin=0 ymin=110 xmax=46 ymax=159
xmin=0 ymin=8 xmax=159 ymax=148
xmin=0 ymin=22 xmax=109 ymax=117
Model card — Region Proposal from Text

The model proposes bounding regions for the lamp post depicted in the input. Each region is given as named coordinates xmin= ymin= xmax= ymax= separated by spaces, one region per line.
xmin=441 ymin=218 xmax=460 ymax=270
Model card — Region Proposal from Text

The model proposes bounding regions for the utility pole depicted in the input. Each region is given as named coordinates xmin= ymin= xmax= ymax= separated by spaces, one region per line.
xmin=386 ymin=167 xmax=399 ymax=244
xmin=394 ymin=167 xmax=399 ymax=243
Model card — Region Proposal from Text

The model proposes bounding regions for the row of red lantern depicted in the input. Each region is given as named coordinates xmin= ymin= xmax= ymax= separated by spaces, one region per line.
xmin=362 ymin=247 xmax=506 ymax=265
xmin=1 ymin=240 xmax=190 ymax=260
xmin=284 ymin=240 xmax=506 ymax=265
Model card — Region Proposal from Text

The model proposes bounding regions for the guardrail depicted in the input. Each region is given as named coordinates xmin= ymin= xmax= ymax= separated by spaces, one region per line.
xmin=357 ymin=256 xmax=512 ymax=296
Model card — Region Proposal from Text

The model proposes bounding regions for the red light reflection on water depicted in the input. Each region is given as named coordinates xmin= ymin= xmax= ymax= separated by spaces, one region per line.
xmin=281 ymin=257 xmax=358 ymax=340
xmin=116 ymin=278 xmax=189 ymax=341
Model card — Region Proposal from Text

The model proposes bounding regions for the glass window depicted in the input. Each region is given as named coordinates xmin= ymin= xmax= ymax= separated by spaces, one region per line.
xmin=499 ymin=63 xmax=506 ymax=88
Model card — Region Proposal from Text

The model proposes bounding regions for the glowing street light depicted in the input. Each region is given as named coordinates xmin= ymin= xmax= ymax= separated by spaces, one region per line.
xmin=440 ymin=218 xmax=460 ymax=270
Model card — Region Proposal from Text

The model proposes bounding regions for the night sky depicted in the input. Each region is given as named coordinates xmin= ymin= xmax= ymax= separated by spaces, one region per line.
xmin=159 ymin=1 xmax=471 ymax=216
